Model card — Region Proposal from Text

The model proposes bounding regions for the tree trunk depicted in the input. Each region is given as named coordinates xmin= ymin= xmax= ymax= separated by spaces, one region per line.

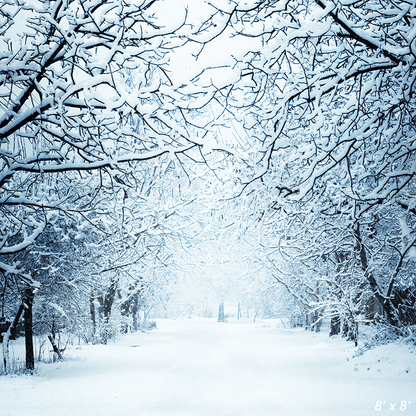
xmin=342 ymin=315 xmax=358 ymax=346
xmin=10 ymin=303 xmax=24 ymax=340
xmin=2 ymin=302 xmax=26 ymax=373
xmin=101 ymin=277 xmax=118 ymax=344
xmin=312 ymin=284 xmax=322 ymax=333
xmin=237 ymin=302 xmax=242 ymax=320
xmin=329 ymin=315 xmax=341 ymax=337
xmin=119 ymin=293 xmax=129 ymax=334
xmin=217 ymin=302 xmax=224 ymax=322
xmin=90 ymin=292 xmax=96 ymax=337
xmin=311 ymin=309 xmax=322 ymax=332
xmin=48 ymin=335 xmax=63 ymax=361
xmin=330 ymin=251 xmax=346 ymax=336
xmin=103 ymin=280 xmax=117 ymax=322
xmin=304 ymin=311 xmax=310 ymax=330
xmin=2 ymin=325 xmax=11 ymax=373
xmin=132 ymin=294 xmax=139 ymax=332
xmin=355 ymin=224 xmax=395 ymax=325
xmin=0 ymin=319 xmax=10 ymax=343
xmin=24 ymin=287 xmax=35 ymax=371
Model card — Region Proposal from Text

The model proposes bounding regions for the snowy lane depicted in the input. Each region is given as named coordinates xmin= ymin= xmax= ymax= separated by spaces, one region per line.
xmin=1 ymin=319 xmax=415 ymax=416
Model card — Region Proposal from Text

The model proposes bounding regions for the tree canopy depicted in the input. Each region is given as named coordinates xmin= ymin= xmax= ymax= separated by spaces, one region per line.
xmin=1 ymin=0 xmax=416 ymax=371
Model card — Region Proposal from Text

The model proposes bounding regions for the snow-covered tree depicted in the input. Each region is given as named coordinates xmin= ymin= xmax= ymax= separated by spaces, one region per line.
xmin=186 ymin=0 xmax=416 ymax=331
xmin=0 ymin=0 xmax=229 ymax=368
xmin=0 ymin=0 xmax=223 ymax=279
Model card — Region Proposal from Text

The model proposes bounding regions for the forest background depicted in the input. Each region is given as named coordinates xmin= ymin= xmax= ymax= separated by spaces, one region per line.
xmin=1 ymin=0 xmax=416 ymax=372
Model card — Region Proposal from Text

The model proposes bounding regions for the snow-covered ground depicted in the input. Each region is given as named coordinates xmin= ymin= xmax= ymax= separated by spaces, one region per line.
xmin=1 ymin=318 xmax=415 ymax=416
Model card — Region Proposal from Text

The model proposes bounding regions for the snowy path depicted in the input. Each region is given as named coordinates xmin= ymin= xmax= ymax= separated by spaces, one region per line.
xmin=1 ymin=319 xmax=415 ymax=416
